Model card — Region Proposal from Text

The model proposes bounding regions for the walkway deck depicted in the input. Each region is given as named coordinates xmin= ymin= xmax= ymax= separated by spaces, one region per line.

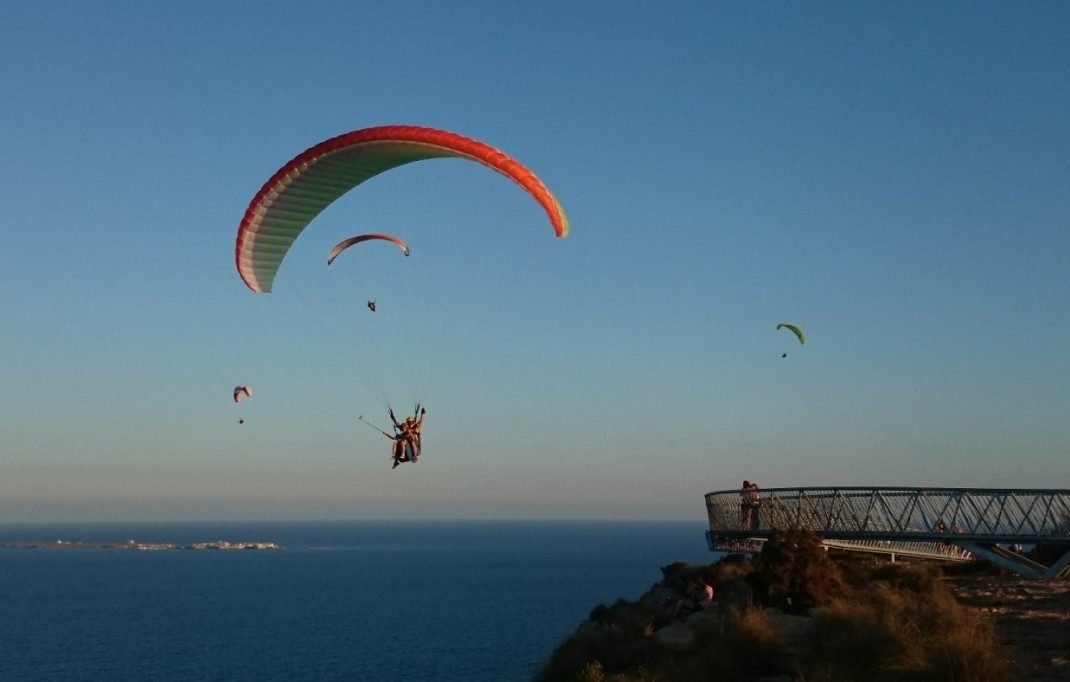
xmin=704 ymin=487 xmax=1070 ymax=579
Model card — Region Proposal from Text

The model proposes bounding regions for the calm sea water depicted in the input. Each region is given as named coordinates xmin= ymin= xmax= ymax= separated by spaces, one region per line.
xmin=0 ymin=520 xmax=717 ymax=681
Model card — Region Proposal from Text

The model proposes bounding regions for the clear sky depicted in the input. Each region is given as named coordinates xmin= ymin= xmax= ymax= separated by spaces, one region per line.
xmin=1 ymin=1 xmax=1068 ymax=523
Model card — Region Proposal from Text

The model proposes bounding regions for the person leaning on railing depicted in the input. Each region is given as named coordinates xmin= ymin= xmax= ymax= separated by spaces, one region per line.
xmin=747 ymin=482 xmax=761 ymax=529
xmin=740 ymin=481 xmax=761 ymax=530
xmin=740 ymin=481 xmax=753 ymax=529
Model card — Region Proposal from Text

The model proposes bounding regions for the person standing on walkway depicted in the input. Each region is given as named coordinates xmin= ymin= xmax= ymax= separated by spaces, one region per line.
xmin=747 ymin=482 xmax=761 ymax=529
xmin=740 ymin=481 xmax=754 ymax=529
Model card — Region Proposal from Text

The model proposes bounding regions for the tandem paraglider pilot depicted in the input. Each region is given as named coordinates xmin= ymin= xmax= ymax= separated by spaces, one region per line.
xmin=388 ymin=407 xmax=426 ymax=469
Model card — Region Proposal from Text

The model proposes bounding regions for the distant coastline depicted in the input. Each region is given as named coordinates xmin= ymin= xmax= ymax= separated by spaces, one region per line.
xmin=0 ymin=539 xmax=279 ymax=551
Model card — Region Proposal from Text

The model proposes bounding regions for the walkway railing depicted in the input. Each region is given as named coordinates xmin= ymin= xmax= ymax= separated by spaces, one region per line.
xmin=704 ymin=487 xmax=1070 ymax=579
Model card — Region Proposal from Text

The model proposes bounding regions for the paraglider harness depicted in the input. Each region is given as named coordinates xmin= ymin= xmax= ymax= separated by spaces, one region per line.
xmin=385 ymin=404 xmax=424 ymax=466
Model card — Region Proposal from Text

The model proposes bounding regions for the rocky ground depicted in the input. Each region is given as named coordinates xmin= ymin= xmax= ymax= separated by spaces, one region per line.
xmin=946 ymin=575 xmax=1070 ymax=681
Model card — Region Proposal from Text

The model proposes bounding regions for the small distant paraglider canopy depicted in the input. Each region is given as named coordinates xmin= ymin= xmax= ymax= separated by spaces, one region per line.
xmin=327 ymin=233 xmax=410 ymax=265
xmin=327 ymin=234 xmax=409 ymax=313
xmin=777 ymin=323 xmax=804 ymax=357
xmin=235 ymin=125 xmax=569 ymax=294
xmin=233 ymin=385 xmax=253 ymax=424
xmin=777 ymin=323 xmax=805 ymax=345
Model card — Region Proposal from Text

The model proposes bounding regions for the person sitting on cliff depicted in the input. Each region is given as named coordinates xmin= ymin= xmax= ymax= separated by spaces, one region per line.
xmin=697 ymin=581 xmax=715 ymax=611
xmin=671 ymin=579 xmax=715 ymax=619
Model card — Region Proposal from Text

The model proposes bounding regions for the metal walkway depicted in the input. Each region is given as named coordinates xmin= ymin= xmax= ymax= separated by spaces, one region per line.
xmin=704 ymin=487 xmax=1070 ymax=579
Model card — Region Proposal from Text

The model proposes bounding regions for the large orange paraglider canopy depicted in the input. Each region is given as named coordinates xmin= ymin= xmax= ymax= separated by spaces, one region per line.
xmin=235 ymin=125 xmax=569 ymax=293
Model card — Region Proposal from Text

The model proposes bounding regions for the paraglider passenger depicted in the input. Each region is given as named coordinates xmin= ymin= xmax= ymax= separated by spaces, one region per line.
xmin=406 ymin=408 xmax=426 ymax=461
xmin=388 ymin=407 xmax=426 ymax=468
xmin=388 ymin=429 xmax=407 ymax=469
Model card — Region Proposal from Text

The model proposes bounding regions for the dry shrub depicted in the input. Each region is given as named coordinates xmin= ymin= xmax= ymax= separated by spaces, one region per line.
xmin=753 ymin=528 xmax=851 ymax=610
xmin=868 ymin=561 xmax=944 ymax=595
xmin=536 ymin=600 xmax=662 ymax=682
xmin=539 ymin=552 xmax=1010 ymax=682
xmin=657 ymin=558 xmax=751 ymax=594
xmin=652 ymin=607 xmax=788 ymax=682
xmin=588 ymin=599 xmax=659 ymax=633
xmin=928 ymin=612 xmax=1010 ymax=682
xmin=723 ymin=606 xmax=781 ymax=660
xmin=576 ymin=660 xmax=662 ymax=682
xmin=658 ymin=562 xmax=691 ymax=589
xmin=810 ymin=566 xmax=1010 ymax=681
xmin=829 ymin=551 xmax=880 ymax=586
xmin=708 ymin=553 xmax=754 ymax=583
xmin=534 ymin=626 xmax=660 ymax=682
xmin=604 ymin=666 xmax=662 ymax=682
xmin=814 ymin=593 xmax=899 ymax=676
xmin=575 ymin=661 xmax=606 ymax=682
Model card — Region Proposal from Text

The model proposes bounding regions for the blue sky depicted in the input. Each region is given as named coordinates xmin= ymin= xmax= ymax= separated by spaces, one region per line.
xmin=1 ymin=1 xmax=1067 ymax=522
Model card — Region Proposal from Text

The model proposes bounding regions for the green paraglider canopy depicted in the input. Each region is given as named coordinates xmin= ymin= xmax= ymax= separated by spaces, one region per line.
xmin=777 ymin=323 xmax=804 ymax=345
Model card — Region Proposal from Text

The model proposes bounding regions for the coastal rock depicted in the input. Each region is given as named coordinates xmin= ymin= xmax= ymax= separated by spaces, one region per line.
xmin=948 ymin=574 xmax=1070 ymax=680
xmin=654 ymin=622 xmax=696 ymax=652
xmin=765 ymin=613 xmax=816 ymax=661
xmin=716 ymin=578 xmax=754 ymax=614
xmin=654 ymin=608 xmax=722 ymax=653
xmin=685 ymin=608 xmax=722 ymax=636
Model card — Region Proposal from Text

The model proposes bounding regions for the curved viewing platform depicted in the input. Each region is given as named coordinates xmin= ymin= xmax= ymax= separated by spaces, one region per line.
xmin=705 ymin=487 xmax=1070 ymax=579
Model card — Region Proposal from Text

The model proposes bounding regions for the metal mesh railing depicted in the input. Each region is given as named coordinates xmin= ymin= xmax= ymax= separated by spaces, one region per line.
xmin=705 ymin=487 xmax=1070 ymax=543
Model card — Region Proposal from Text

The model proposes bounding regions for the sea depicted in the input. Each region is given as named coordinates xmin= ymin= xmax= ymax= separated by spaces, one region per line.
xmin=0 ymin=520 xmax=719 ymax=681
